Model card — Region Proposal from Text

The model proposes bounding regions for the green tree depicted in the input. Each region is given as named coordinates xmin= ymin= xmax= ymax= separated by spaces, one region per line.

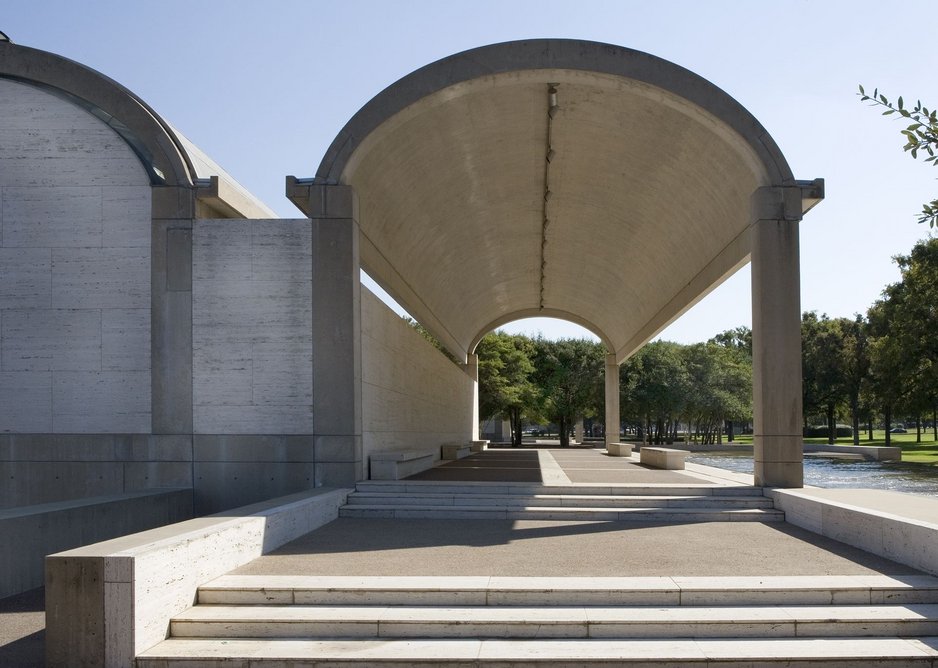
xmin=840 ymin=315 xmax=872 ymax=445
xmin=859 ymin=87 xmax=938 ymax=227
xmin=684 ymin=341 xmax=752 ymax=444
xmin=476 ymin=332 xmax=537 ymax=447
xmin=621 ymin=341 xmax=688 ymax=445
xmin=867 ymin=239 xmax=938 ymax=443
xmin=531 ymin=337 xmax=604 ymax=447
xmin=709 ymin=327 xmax=753 ymax=441
xmin=802 ymin=312 xmax=847 ymax=444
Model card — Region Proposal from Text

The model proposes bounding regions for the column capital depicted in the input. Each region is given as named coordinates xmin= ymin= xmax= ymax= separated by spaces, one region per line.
xmin=750 ymin=185 xmax=803 ymax=223
xmin=152 ymin=184 xmax=196 ymax=220
xmin=286 ymin=177 xmax=358 ymax=220
xmin=461 ymin=353 xmax=479 ymax=381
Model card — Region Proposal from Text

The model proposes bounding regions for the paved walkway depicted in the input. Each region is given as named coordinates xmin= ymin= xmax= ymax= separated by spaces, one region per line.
xmin=3 ymin=446 xmax=928 ymax=666
xmin=236 ymin=447 xmax=920 ymax=579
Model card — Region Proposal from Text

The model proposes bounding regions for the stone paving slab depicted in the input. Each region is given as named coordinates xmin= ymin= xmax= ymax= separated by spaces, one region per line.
xmin=233 ymin=517 xmax=921 ymax=578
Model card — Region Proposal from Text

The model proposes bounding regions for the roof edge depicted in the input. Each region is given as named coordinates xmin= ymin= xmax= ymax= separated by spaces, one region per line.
xmin=316 ymin=38 xmax=795 ymax=187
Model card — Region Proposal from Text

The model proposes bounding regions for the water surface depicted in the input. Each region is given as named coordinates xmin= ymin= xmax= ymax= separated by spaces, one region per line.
xmin=688 ymin=452 xmax=938 ymax=498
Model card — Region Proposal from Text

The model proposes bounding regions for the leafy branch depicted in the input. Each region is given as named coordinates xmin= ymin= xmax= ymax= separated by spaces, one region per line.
xmin=859 ymin=85 xmax=938 ymax=227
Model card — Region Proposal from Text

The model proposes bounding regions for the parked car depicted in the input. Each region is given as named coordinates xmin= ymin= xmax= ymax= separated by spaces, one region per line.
xmin=889 ymin=426 xmax=908 ymax=433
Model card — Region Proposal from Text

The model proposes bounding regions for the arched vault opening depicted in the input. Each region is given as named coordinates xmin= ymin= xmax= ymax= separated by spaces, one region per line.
xmin=290 ymin=39 xmax=823 ymax=487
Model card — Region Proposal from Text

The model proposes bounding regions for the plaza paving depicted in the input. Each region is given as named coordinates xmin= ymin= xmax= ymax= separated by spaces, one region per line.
xmin=2 ymin=446 xmax=930 ymax=666
xmin=235 ymin=447 xmax=920 ymax=579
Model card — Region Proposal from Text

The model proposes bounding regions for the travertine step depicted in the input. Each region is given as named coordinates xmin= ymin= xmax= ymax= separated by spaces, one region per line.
xmin=170 ymin=603 xmax=938 ymax=639
xmin=136 ymin=636 xmax=938 ymax=666
xmin=338 ymin=503 xmax=784 ymax=521
xmin=353 ymin=480 xmax=764 ymax=497
xmin=345 ymin=491 xmax=775 ymax=509
xmin=199 ymin=575 xmax=938 ymax=607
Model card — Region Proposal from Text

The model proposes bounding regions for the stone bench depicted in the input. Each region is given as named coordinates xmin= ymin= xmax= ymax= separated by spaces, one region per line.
xmin=441 ymin=443 xmax=471 ymax=460
xmin=370 ymin=450 xmax=435 ymax=480
xmin=606 ymin=442 xmax=633 ymax=457
xmin=640 ymin=446 xmax=688 ymax=470
xmin=470 ymin=440 xmax=489 ymax=453
xmin=46 ymin=488 xmax=349 ymax=667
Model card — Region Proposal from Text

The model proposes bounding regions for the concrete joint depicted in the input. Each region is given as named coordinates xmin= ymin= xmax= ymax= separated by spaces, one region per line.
xmin=750 ymin=185 xmax=803 ymax=223
xmin=152 ymin=185 xmax=196 ymax=220
xmin=287 ymin=177 xmax=358 ymax=220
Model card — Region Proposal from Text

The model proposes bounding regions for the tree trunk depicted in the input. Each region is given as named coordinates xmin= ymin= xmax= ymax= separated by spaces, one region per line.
xmin=933 ymin=404 xmax=937 ymax=440
xmin=727 ymin=420 xmax=735 ymax=443
xmin=512 ymin=408 xmax=524 ymax=447
xmin=916 ymin=414 xmax=921 ymax=443
xmin=884 ymin=405 xmax=892 ymax=447
xmin=851 ymin=397 xmax=860 ymax=446
xmin=559 ymin=416 xmax=569 ymax=448
xmin=826 ymin=404 xmax=835 ymax=445
xmin=868 ymin=417 xmax=874 ymax=441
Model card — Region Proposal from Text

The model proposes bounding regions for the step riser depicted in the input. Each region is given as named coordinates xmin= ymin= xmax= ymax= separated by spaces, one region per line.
xmin=198 ymin=589 xmax=938 ymax=607
xmin=345 ymin=495 xmax=774 ymax=509
xmin=199 ymin=589 xmax=938 ymax=607
xmin=338 ymin=507 xmax=783 ymax=522
xmin=137 ymin=637 xmax=938 ymax=668
xmin=170 ymin=619 xmax=938 ymax=640
xmin=354 ymin=483 xmax=765 ymax=497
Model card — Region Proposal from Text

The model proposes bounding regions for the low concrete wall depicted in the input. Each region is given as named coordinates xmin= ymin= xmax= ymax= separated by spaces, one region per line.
xmin=771 ymin=488 xmax=938 ymax=577
xmin=0 ymin=488 xmax=191 ymax=598
xmin=361 ymin=288 xmax=474 ymax=469
xmin=803 ymin=443 xmax=901 ymax=461
xmin=45 ymin=487 xmax=349 ymax=667
xmin=0 ymin=434 xmax=192 ymax=509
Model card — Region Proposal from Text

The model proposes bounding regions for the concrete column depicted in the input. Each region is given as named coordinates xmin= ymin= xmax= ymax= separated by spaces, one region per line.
xmin=309 ymin=185 xmax=363 ymax=485
xmin=574 ymin=419 xmax=585 ymax=444
xmin=750 ymin=186 xmax=804 ymax=488
xmin=604 ymin=353 xmax=620 ymax=445
xmin=151 ymin=185 xmax=195 ymax=435
xmin=461 ymin=353 xmax=480 ymax=441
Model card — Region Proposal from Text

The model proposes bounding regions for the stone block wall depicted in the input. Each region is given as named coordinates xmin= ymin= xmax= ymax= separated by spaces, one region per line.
xmin=361 ymin=288 xmax=474 ymax=466
xmin=192 ymin=219 xmax=313 ymax=434
xmin=0 ymin=78 xmax=152 ymax=434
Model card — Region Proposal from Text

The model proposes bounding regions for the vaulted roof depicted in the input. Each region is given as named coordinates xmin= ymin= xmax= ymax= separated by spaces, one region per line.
xmin=309 ymin=39 xmax=798 ymax=362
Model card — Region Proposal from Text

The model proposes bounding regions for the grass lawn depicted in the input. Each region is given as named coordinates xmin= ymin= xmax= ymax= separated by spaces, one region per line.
xmin=730 ymin=431 xmax=938 ymax=465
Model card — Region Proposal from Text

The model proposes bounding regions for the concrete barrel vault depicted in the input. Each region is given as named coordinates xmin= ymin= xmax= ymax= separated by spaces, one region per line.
xmin=290 ymin=38 xmax=823 ymax=487
xmin=0 ymin=35 xmax=824 ymax=521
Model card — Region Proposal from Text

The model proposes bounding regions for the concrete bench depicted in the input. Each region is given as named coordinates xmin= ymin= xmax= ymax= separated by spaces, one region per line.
xmin=370 ymin=450 xmax=435 ymax=480
xmin=441 ymin=443 xmax=471 ymax=460
xmin=470 ymin=440 xmax=489 ymax=453
xmin=606 ymin=442 xmax=633 ymax=457
xmin=640 ymin=446 xmax=688 ymax=470
xmin=46 ymin=488 xmax=349 ymax=667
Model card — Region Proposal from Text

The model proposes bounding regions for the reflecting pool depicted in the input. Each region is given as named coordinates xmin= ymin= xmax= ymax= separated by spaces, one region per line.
xmin=687 ymin=452 xmax=938 ymax=498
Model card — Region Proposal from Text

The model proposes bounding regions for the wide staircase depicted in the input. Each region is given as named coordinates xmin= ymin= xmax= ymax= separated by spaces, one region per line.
xmin=339 ymin=479 xmax=784 ymax=522
xmin=139 ymin=573 xmax=938 ymax=665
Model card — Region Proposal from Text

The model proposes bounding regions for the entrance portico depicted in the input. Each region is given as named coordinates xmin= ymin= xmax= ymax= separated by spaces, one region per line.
xmin=290 ymin=39 xmax=822 ymax=487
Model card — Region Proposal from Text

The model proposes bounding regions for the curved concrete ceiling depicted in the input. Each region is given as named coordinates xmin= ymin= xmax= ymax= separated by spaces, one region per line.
xmin=316 ymin=40 xmax=797 ymax=363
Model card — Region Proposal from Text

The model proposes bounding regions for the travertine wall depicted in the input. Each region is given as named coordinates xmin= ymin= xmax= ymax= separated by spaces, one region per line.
xmin=192 ymin=219 xmax=313 ymax=433
xmin=0 ymin=79 xmax=152 ymax=433
xmin=361 ymin=288 xmax=473 ymax=461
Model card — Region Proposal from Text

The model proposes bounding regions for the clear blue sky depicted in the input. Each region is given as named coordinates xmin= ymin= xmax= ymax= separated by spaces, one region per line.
xmin=5 ymin=0 xmax=936 ymax=344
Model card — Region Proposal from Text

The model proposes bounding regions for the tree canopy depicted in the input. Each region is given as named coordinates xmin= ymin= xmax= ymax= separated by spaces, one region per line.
xmin=859 ymin=86 xmax=938 ymax=227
